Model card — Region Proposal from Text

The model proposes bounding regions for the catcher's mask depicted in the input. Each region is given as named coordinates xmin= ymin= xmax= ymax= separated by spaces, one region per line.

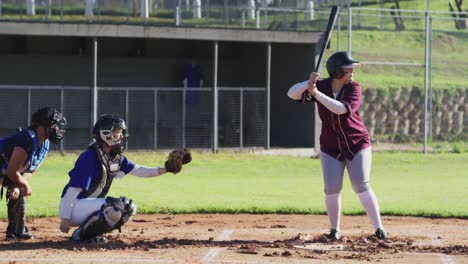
xmin=93 ymin=114 xmax=128 ymax=155
xmin=326 ymin=51 xmax=361 ymax=79
xmin=31 ymin=105 xmax=67 ymax=144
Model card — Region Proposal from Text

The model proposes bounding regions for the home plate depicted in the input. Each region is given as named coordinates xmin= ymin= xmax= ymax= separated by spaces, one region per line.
xmin=294 ymin=243 xmax=344 ymax=251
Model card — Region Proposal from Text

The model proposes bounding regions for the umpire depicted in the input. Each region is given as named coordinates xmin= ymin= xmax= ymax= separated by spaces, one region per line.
xmin=0 ymin=106 xmax=66 ymax=240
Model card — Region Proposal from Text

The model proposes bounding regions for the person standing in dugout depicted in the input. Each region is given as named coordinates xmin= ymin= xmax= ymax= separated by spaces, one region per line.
xmin=0 ymin=106 xmax=67 ymax=240
xmin=59 ymin=114 xmax=191 ymax=242
xmin=287 ymin=51 xmax=388 ymax=241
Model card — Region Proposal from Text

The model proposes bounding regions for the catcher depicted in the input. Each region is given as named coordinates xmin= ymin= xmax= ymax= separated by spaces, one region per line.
xmin=58 ymin=114 xmax=191 ymax=242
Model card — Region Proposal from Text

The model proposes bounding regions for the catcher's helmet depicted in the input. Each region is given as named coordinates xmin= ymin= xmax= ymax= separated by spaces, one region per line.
xmin=31 ymin=106 xmax=67 ymax=144
xmin=93 ymin=114 xmax=128 ymax=154
xmin=326 ymin=51 xmax=360 ymax=79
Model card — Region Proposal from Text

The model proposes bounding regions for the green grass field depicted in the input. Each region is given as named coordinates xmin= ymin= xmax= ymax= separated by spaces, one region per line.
xmin=4 ymin=151 xmax=467 ymax=219
xmin=0 ymin=0 xmax=466 ymax=220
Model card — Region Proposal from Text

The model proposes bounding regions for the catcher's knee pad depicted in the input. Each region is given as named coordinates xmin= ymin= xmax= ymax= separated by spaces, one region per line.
xmin=76 ymin=196 xmax=136 ymax=241
xmin=76 ymin=210 xmax=113 ymax=241
xmin=104 ymin=196 xmax=137 ymax=229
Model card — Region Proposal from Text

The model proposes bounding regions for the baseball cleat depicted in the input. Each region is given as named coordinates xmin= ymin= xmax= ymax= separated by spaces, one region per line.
xmin=375 ymin=228 xmax=388 ymax=240
xmin=6 ymin=232 xmax=33 ymax=240
xmin=71 ymin=228 xmax=82 ymax=241
xmin=71 ymin=228 xmax=107 ymax=243
xmin=92 ymin=236 xmax=108 ymax=243
xmin=325 ymin=228 xmax=340 ymax=240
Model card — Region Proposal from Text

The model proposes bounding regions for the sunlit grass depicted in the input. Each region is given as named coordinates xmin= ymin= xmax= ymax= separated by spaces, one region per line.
xmin=4 ymin=151 xmax=466 ymax=219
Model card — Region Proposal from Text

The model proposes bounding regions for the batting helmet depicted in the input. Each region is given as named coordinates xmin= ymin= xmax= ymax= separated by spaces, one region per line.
xmin=31 ymin=106 xmax=67 ymax=144
xmin=93 ymin=114 xmax=128 ymax=155
xmin=326 ymin=51 xmax=360 ymax=79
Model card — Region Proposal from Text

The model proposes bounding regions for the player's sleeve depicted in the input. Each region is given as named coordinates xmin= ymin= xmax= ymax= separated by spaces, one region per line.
xmin=340 ymin=83 xmax=362 ymax=115
xmin=314 ymin=92 xmax=348 ymax=115
xmin=287 ymin=80 xmax=317 ymax=104
xmin=59 ymin=187 xmax=83 ymax=220
xmin=114 ymin=156 xmax=136 ymax=180
xmin=67 ymin=150 xmax=99 ymax=191
xmin=128 ymin=165 xmax=163 ymax=178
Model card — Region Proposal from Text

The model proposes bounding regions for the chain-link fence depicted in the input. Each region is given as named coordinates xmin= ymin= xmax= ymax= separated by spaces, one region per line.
xmin=1 ymin=2 xmax=467 ymax=151
xmin=333 ymin=7 xmax=468 ymax=151
xmin=0 ymin=0 xmax=341 ymax=31
xmin=0 ymin=85 xmax=265 ymax=151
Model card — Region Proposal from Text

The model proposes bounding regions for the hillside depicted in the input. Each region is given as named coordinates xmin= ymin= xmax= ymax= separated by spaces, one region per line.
xmin=323 ymin=0 xmax=468 ymax=89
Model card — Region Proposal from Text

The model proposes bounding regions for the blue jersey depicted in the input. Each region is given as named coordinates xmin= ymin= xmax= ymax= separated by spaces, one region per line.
xmin=60 ymin=148 xmax=135 ymax=199
xmin=0 ymin=128 xmax=49 ymax=174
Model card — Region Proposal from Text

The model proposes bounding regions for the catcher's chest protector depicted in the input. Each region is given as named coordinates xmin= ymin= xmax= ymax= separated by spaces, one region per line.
xmin=0 ymin=129 xmax=48 ymax=173
xmin=84 ymin=144 xmax=122 ymax=198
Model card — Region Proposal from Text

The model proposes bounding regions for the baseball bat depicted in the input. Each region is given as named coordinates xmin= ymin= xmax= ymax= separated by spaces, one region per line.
xmin=314 ymin=6 xmax=340 ymax=73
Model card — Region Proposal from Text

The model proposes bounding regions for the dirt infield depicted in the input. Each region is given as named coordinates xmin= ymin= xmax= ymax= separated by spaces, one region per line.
xmin=0 ymin=214 xmax=467 ymax=264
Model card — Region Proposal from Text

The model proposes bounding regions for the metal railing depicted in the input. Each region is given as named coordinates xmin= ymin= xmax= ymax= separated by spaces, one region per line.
xmin=0 ymin=0 xmax=336 ymax=31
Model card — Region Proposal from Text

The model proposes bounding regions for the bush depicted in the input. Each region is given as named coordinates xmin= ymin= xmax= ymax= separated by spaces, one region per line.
xmin=452 ymin=143 xmax=466 ymax=153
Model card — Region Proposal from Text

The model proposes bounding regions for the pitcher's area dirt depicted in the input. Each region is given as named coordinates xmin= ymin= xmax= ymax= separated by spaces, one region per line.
xmin=0 ymin=214 xmax=466 ymax=264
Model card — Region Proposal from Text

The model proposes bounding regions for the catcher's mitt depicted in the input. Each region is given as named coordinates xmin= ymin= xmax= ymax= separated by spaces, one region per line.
xmin=164 ymin=149 xmax=192 ymax=174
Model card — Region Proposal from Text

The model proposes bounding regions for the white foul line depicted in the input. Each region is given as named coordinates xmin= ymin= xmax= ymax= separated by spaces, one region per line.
xmin=201 ymin=229 xmax=234 ymax=263
xmin=218 ymin=229 xmax=234 ymax=241
xmin=439 ymin=254 xmax=456 ymax=264
xmin=201 ymin=248 xmax=224 ymax=263
xmin=430 ymin=234 xmax=456 ymax=264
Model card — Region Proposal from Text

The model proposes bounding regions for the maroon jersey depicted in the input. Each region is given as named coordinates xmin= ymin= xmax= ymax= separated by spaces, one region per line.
xmin=297 ymin=78 xmax=371 ymax=161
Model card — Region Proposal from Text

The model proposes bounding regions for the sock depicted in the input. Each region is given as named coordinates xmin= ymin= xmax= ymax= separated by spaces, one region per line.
xmin=325 ymin=193 xmax=341 ymax=231
xmin=357 ymin=190 xmax=384 ymax=230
